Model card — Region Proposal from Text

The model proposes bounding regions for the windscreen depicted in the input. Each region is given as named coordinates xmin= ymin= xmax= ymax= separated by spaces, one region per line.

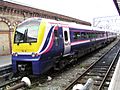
xmin=14 ymin=19 xmax=41 ymax=44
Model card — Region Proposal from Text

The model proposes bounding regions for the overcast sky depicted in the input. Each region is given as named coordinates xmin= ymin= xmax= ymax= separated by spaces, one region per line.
xmin=5 ymin=0 xmax=119 ymax=23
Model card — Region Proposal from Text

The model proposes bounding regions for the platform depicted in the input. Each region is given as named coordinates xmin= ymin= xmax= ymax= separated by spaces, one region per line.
xmin=108 ymin=57 xmax=120 ymax=90
xmin=0 ymin=55 xmax=11 ymax=68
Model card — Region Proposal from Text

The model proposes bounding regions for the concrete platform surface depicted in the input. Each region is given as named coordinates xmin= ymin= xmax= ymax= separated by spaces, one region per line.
xmin=108 ymin=57 xmax=120 ymax=90
xmin=0 ymin=55 xmax=11 ymax=68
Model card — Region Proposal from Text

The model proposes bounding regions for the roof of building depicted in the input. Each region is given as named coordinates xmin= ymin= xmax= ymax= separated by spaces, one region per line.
xmin=0 ymin=0 xmax=91 ymax=26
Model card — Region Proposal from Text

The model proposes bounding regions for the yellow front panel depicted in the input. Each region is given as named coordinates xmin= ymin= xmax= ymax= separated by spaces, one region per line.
xmin=12 ymin=19 xmax=46 ymax=53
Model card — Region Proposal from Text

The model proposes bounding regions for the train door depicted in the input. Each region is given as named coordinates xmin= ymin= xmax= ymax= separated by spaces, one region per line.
xmin=62 ymin=27 xmax=71 ymax=55
xmin=54 ymin=26 xmax=63 ymax=56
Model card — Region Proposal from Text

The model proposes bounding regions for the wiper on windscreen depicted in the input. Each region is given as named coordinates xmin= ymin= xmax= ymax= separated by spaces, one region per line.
xmin=23 ymin=29 xmax=28 ymax=43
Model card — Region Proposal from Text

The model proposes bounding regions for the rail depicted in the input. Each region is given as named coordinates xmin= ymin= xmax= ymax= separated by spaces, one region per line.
xmin=65 ymin=40 xmax=120 ymax=90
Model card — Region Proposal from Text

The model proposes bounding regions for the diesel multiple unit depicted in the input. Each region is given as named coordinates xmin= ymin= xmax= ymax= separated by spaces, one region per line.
xmin=12 ymin=18 xmax=117 ymax=75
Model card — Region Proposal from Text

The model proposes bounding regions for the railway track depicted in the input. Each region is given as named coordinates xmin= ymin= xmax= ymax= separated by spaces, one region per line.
xmin=0 ymin=66 xmax=52 ymax=90
xmin=0 ymin=65 xmax=12 ymax=83
xmin=65 ymin=40 xmax=120 ymax=90
xmin=0 ymin=65 xmax=22 ymax=90
xmin=0 ymin=65 xmax=12 ymax=76
xmin=0 ymin=39 xmax=119 ymax=90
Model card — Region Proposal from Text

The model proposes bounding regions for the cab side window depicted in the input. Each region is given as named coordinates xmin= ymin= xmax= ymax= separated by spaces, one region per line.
xmin=54 ymin=30 xmax=59 ymax=46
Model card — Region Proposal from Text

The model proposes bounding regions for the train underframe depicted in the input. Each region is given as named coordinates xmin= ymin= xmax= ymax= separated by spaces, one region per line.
xmin=53 ymin=37 xmax=116 ymax=71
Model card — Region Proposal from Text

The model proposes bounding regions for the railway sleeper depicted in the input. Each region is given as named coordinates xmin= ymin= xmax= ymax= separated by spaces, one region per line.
xmin=92 ymin=67 xmax=109 ymax=71
xmin=79 ymin=77 xmax=103 ymax=83
xmin=93 ymin=66 xmax=109 ymax=68
xmin=0 ymin=72 xmax=12 ymax=80
xmin=82 ymin=76 xmax=103 ymax=81
xmin=93 ymin=81 xmax=103 ymax=86
xmin=81 ymin=77 xmax=111 ymax=84
xmin=102 ymin=83 xmax=110 ymax=87
xmin=108 ymin=71 xmax=114 ymax=75
xmin=107 ymin=75 xmax=113 ymax=78
xmin=105 ymin=79 xmax=111 ymax=82
xmin=76 ymin=79 xmax=105 ymax=87
xmin=86 ymin=72 xmax=106 ymax=77
xmin=90 ymin=70 xmax=107 ymax=73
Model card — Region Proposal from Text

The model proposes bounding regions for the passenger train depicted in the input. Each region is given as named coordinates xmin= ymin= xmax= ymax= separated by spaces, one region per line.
xmin=12 ymin=17 xmax=117 ymax=75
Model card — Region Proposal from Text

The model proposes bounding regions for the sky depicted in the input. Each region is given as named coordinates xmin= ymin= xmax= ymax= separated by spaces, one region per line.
xmin=5 ymin=0 xmax=119 ymax=23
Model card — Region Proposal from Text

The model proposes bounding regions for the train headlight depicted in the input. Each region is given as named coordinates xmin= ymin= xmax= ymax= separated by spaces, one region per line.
xmin=12 ymin=52 xmax=18 ymax=56
xmin=15 ymin=53 xmax=18 ymax=56
xmin=31 ymin=53 xmax=35 ymax=57
xmin=31 ymin=53 xmax=39 ymax=57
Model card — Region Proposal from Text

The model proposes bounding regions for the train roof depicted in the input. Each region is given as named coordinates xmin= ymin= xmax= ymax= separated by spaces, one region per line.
xmin=45 ymin=18 xmax=92 ymax=30
xmin=17 ymin=17 xmax=116 ymax=33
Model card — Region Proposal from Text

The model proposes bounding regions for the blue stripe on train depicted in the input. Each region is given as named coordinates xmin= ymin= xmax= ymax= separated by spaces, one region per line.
xmin=40 ymin=26 xmax=54 ymax=53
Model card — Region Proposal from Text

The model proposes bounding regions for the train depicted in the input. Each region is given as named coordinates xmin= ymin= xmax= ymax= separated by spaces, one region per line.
xmin=12 ymin=17 xmax=117 ymax=75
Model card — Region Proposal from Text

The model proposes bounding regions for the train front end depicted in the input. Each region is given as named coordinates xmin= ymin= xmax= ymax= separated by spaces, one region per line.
xmin=12 ymin=18 xmax=47 ymax=75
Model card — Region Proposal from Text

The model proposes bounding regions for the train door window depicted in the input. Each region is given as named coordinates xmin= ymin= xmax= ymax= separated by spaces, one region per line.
xmin=54 ymin=30 xmax=59 ymax=46
xmin=64 ymin=31 xmax=68 ymax=41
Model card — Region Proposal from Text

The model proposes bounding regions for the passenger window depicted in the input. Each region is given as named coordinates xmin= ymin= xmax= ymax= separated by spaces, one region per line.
xmin=92 ymin=33 xmax=95 ymax=38
xmin=64 ymin=31 xmax=68 ymax=41
xmin=97 ymin=33 xmax=99 ymax=38
xmin=86 ymin=33 xmax=89 ymax=38
xmin=88 ymin=33 xmax=91 ymax=38
xmin=73 ymin=32 xmax=80 ymax=40
xmin=94 ymin=33 xmax=97 ymax=38
xmin=81 ymin=32 xmax=86 ymax=39
xmin=89 ymin=33 xmax=95 ymax=38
